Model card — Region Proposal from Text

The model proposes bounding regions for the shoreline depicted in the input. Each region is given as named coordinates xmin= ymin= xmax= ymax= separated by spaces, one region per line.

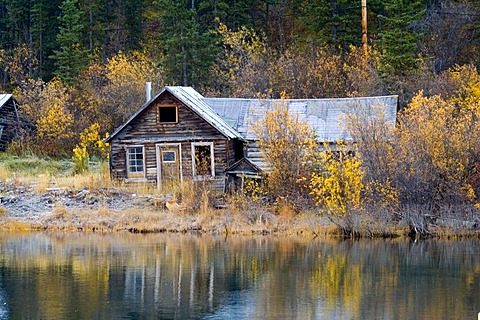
xmin=0 ymin=182 xmax=334 ymax=237
xmin=1 ymin=182 xmax=479 ymax=240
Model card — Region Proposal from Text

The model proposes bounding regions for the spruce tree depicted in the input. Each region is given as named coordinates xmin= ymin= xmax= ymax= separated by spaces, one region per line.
xmin=378 ymin=0 xmax=426 ymax=75
xmin=51 ymin=0 xmax=89 ymax=84
xmin=156 ymin=0 xmax=216 ymax=87
xmin=31 ymin=0 xmax=62 ymax=80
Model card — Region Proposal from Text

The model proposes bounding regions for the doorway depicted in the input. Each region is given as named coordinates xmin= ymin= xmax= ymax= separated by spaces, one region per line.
xmin=156 ymin=143 xmax=182 ymax=188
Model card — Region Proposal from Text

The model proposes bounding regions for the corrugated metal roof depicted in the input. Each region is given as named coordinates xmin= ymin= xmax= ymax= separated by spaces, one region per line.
xmin=204 ymin=95 xmax=398 ymax=142
xmin=0 ymin=94 xmax=13 ymax=108
xmin=165 ymin=87 xmax=243 ymax=140
xmin=106 ymin=87 xmax=243 ymax=142
xmin=106 ymin=86 xmax=398 ymax=144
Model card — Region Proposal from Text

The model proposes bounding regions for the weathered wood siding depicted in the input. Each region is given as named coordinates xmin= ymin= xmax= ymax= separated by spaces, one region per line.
xmin=0 ymin=98 xmax=21 ymax=151
xmin=109 ymin=91 xmax=238 ymax=185
xmin=245 ymin=140 xmax=271 ymax=171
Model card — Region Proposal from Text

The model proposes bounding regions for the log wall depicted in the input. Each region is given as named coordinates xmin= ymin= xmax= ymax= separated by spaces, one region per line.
xmin=109 ymin=92 xmax=239 ymax=185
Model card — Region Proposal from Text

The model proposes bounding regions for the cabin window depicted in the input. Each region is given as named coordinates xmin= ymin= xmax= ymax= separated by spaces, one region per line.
xmin=192 ymin=142 xmax=214 ymax=178
xmin=162 ymin=150 xmax=176 ymax=163
xmin=127 ymin=146 xmax=145 ymax=179
xmin=158 ymin=105 xmax=178 ymax=123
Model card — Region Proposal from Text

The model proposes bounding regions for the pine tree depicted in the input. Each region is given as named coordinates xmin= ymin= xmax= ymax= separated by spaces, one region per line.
xmin=2 ymin=0 xmax=32 ymax=47
xmin=51 ymin=0 xmax=89 ymax=84
xmin=298 ymin=0 xmax=383 ymax=49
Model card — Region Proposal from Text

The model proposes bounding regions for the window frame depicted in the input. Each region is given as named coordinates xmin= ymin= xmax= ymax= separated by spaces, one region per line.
xmin=126 ymin=145 xmax=146 ymax=181
xmin=191 ymin=142 xmax=215 ymax=179
xmin=157 ymin=105 xmax=178 ymax=124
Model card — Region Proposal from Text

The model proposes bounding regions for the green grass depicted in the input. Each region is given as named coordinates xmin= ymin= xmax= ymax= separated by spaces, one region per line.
xmin=0 ymin=153 xmax=72 ymax=177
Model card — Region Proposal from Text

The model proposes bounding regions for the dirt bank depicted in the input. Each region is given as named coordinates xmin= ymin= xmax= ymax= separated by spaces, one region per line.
xmin=0 ymin=182 xmax=330 ymax=236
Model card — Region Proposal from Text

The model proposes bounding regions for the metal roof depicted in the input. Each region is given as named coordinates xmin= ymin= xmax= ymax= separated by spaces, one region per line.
xmin=204 ymin=95 xmax=398 ymax=142
xmin=0 ymin=94 xmax=13 ymax=108
xmin=106 ymin=86 xmax=243 ymax=142
xmin=106 ymin=86 xmax=398 ymax=144
xmin=165 ymin=87 xmax=243 ymax=140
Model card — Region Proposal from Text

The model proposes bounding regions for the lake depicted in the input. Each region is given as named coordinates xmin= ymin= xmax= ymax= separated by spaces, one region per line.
xmin=0 ymin=232 xmax=478 ymax=319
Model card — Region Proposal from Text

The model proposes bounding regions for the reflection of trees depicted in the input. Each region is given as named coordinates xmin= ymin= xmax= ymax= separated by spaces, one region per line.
xmin=0 ymin=234 xmax=479 ymax=319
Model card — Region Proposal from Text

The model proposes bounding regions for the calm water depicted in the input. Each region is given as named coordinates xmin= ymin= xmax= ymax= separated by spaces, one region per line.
xmin=0 ymin=232 xmax=479 ymax=319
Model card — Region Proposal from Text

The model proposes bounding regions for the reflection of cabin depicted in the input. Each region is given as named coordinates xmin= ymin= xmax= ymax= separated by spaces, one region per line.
xmin=106 ymin=86 xmax=398 ymax=190
xmin=0 ymin=94 xmax=27 ymax=151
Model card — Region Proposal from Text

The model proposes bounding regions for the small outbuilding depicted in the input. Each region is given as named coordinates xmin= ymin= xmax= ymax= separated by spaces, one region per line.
xmin=0 ymin=94 xmax=27 ymax=151
xmin=105 ymin=86 xmax=398 ymax=190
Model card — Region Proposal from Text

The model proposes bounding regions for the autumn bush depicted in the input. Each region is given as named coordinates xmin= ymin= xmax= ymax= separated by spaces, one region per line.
xmin=253 ymin=99 xmax=383 ymax=236
xmin=253 ymin=98 xmax=317 ymax=208
xmin=345 ymin=65 xmax=480 ymax=237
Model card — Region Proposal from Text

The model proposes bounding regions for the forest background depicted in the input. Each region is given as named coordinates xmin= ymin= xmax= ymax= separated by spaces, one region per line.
xmin=0 ymin=0 xmax=479 ymax=153
xmin=2 ymin=0 xmax=480 ymax=236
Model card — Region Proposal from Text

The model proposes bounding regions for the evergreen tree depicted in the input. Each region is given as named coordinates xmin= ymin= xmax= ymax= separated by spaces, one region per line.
xmin=224 ymin=0 xmax=256 ymax=30
xmin=31 ymin=0 xmax=62 ymax=79
xmin=298 ymin=0 xmax=383 ymax=49
xmin=198 ymin=0 xmax=229 ymax=31
xmin=2 ymin=0 xmax=32 ymax=47
xmin=51 ymin=0 xmax=89 ymax=84
xmin=156 ymin=0 xmax=217 ymax=87
xmin=378 ymin=0 xmax=426 ymax=75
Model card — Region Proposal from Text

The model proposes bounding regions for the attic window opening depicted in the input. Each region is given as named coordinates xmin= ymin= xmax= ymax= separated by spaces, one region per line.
xmin=158 ymin=105 xmax=178 ymax=123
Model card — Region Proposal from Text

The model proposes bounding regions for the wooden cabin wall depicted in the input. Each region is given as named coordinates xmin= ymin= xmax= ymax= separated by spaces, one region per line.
xmin=115 ymin=92 xmax=227 ymax=142
xmin=245 ymin=140 xmax=270 ymax=171
xmin=109 ymin=91 xmax=234 ymax=185
xmin=110 ymin=140 xmax=230 ymax=183
xmin=109 ymin=144 xmax=126 ymax=179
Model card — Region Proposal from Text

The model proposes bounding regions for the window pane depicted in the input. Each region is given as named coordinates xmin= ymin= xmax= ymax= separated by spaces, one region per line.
xmin=127 ymin=147 xmax=144 ymax=176
xmin=162 ymin=150 xmax=176 ymax=162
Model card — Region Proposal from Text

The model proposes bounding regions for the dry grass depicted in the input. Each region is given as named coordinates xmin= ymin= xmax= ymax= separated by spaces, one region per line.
xmin=33 ymin=174 xmax=51 ymax=193
xmin=277 ymin=201 xmax=296 ymax=221
xmin=3 ymin=200 xmax=477 ymax=238
xmin=2 ymin=156 xmax=479 ymax=239
xmin=52 ymin=205 xmax=69 ymax=219
xmin=0 ymin=219 xmax=41 ymax=231
xmin=97 ymin=206 xmax=111 ymax=217
xmin=0 ymin=206 xmax=8 ymax=216
xmin=0 ymin=165 xmax=11 ymax=181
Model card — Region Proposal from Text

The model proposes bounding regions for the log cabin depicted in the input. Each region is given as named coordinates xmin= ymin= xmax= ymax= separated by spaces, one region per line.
xmin=105 ymin=86 xmax=398 ymax=190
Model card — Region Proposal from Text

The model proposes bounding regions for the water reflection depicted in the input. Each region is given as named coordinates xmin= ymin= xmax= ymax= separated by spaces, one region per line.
xmin=0 ymin=232 xmax=479 ymax=319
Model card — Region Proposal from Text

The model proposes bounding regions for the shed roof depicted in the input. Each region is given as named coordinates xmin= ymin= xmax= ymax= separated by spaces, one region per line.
xmin=106 ymin=86 xmax=243 ymax=142
xmin=204 ymin=95 xmax=398 ymax=142
xmin=0 ymin=94 xmax=13 ymax=108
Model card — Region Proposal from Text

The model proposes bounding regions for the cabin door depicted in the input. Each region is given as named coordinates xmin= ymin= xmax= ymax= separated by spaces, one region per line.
xmin=156 ymin=143 xmax=182 ymax=188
